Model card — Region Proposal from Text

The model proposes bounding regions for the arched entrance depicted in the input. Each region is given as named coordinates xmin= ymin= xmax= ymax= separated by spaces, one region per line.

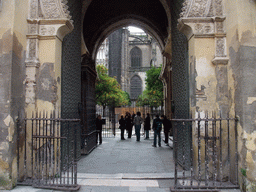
xmin=14 ymin=0 xmax=239 ymax=191
xmin=77 ymin=0 xmax=181 ymax=156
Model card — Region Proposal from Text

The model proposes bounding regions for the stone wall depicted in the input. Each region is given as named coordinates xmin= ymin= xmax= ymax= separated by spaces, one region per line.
xmin=225 ymin=0 xmax=256 ymax=191
xmin=0 ymin=0 xmax=28 ymax=189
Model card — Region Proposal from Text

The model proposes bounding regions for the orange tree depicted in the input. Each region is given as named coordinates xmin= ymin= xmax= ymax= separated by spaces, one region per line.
xmin=95 ymin=65 xmax=130 ymax=112
xmin=137 ymin=66 xmax=163 ymax=107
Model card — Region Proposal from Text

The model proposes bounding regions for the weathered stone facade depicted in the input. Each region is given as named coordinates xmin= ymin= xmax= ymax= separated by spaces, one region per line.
xmin=0 ymin=0 xmax=255 ymax=191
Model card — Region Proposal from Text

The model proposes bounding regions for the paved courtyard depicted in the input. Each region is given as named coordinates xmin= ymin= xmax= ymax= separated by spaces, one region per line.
xmin=4 ymin=133 xmax=241 ymax=192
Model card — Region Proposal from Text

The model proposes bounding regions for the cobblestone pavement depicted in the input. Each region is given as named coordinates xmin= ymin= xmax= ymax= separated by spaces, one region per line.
xmin=4 ymin=134 xmax=241 ymax=192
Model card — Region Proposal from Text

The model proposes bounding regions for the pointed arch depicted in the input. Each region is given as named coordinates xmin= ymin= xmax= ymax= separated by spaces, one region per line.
xmin=130 ymin=75 xmax=142 ymax=100
xmin=130 ymin=47 xmax=142 ymax=68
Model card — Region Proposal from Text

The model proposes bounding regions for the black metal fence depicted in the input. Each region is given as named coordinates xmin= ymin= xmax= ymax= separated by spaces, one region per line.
xmin=17 ymin=111 xmax=80 ymax=191
xmin=96 ymin=105 xmax=116 ymax=138
xmin=171 ymin=112 xmax=239 ymax=191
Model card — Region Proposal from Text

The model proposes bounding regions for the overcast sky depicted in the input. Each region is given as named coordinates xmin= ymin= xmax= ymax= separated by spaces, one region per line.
xmin=128 ymin=26 xmax=144 ymax=33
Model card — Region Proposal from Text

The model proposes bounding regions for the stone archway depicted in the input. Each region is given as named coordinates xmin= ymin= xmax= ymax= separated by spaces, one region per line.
xmin=7 ymin=0 xmax=245 ymax=190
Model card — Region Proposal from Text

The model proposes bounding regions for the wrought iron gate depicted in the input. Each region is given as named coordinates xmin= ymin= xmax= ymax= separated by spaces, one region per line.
xmin=17 ymin=112 xmax=80 ymax=190
xmin=96 ymin=105 xmax=116 ymax=138
xmin=171 ymin=112 xmax=239 ymax=191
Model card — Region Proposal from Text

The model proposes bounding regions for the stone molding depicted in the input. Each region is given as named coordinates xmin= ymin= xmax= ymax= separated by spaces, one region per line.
xmin=178 ymin=0 xmax=228 ymax=65
xmin=25 ymin=0 xmax=74 ymax=105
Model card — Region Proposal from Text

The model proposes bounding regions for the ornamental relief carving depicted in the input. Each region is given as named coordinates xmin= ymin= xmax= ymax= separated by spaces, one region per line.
xmin=194 ymin=23 xmax=213 ymax=34
xmin=180 ymin=0 xmax=223 ymax=18
xmin=214 ymin=0 xmax=223 ymax=16
xmin=216 ymin=22 xmax=224 ymax=33
xmin=29 ymin=0 xmax=72 ymax=20
xmin=29 ymin=24 xmax=38 ymax=34
xmin=40 ymin=26 xmax=56 ymax=36
xmin=188 ymin=0 xmax=209 ymax=17
xmin=28 ymin=39 xmax=37 ymax=59
xmin=216 ymin=38 xmax=225 ymax=57
xmin=30 ymin=0 xmax=38 ymax=19
xmin=40 ymin=0 xmax=62 ymax=19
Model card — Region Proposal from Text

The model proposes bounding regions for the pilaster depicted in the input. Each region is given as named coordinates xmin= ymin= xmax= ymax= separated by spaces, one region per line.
xmin=25 ymin=0 xmax=73 ymax=114
xmin=178 ymin=0 xmax=229 ymax=114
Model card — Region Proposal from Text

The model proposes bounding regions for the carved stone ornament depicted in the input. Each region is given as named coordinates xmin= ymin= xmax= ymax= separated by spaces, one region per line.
xmin=180 ymin=0 xmax=223 ymax=18
xmin=29 ymin=0 xmax=72 ymax=21
xmin=29 ymin=24 xmax=38 ymax=34
xmin=178 ymin=0 xmax=229 ymax=66
xmin=28 ymin=39 xmax=37 ymax=59
xmin=30 ymin=0 xmax=38 ymax=19
xmin=40 ymin=0 xmax=72 ymax=20
xmin=40 ymin=26 xmax=56 ymax=36
xmin=216 ymin=38 xmax=225 ymax=57
xmin=194 ymin=23 xmax=214 ymax=34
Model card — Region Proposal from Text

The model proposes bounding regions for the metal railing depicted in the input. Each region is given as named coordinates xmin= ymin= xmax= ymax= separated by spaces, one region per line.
xmin=171 ymin=112 xmax=239 ymax=191
xmin=17 ymin=111 xmax=80 ymax=191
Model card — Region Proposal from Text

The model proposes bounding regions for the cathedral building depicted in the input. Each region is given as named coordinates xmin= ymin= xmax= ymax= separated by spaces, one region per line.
xmin=96 ymin=27 xmax=163 ymax=100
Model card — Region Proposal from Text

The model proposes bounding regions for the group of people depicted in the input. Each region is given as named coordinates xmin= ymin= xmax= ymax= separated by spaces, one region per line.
xmin=95 ymin=111 xmax=172 ymax=147
xmin=119 ymin=111 xmax=145 ymax=141
xmin=119 ymin=111 xmax=172 ymax=147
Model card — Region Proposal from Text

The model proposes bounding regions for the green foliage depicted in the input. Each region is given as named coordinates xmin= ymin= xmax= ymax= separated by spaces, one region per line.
xmin=241 ymin=168 xmax=247 ymax=177
xmin=137 ymin=66 xmax=163 ymax=107
xmin=95 ymin=65 xmax=129 ymax=108
xmin=123 ymin=91 xmax=132 ymax=106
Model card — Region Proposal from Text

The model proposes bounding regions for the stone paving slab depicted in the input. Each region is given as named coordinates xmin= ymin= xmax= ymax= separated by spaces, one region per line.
xmin=3 ymin=185 xmax=241 ymax=192
xmin=4 ymin=135 xmax=241 ymax=192
xmin=77 ymin=136 xmax=175 ymax=174
xmin=77 ymin=173 xmax=175 ymax=179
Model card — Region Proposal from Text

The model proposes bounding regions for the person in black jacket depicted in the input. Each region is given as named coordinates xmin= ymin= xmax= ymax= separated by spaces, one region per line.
xmin=161 ymin=115 xmax=171 ymax=146
xmin=119 ymin=115 xmax=126 ymax=140
xmin=152 ymin=115 xmax=162 ymax=147
xmin=125 ymin=112 xmax=132 ymax=138
xmin=96 ymin=115 xmax=104 ymax=145
xmin=144 ymin=113 xmax=151 ymax=139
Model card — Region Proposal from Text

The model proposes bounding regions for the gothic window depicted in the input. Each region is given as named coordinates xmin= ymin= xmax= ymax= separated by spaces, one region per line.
xmin=130 ymin=75 xmax=142 ymax=99
xmin=130 ymin=47 xmax=142 ymax=68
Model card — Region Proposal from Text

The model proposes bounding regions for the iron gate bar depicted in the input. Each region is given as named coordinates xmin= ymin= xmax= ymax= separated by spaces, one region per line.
xmin=226 ymin=112 xmax=229 ymax=184
xmin=205 ymin=112 xmax=209 ymax=187
xmin=197 ymin=112 xmax=201 ymax=188
xmin=17 ymin=111 xmax=81 ymax=191
xmin=219 ymin=112 xmax=223 ymax=186
xmin=171 ymin=113 xmax=239 ymax=191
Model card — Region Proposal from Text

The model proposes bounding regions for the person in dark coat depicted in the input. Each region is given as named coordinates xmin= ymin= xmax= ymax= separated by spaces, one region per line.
xmin=131 ymin=112 xmax=136 ymax=135
xmin=152 ymin=114 xmax=162 ymax=147
xmin=133 ymin=111 xmax=143 ymax=141
xmin=161 ymin=115 xmax=171 ymax=146
xmin=144 ymin=113 xmax=151 ymax=139
xmin=125 ymin=112 xmax=132 ymax=138
xmin=96 ymin=115 xmax=104 ymax=145
xmin=119 ymin=115 xmax=126 ymax=140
